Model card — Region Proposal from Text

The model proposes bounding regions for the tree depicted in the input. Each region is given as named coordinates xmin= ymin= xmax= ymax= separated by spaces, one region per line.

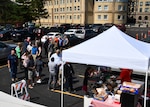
xmin=30 ymin=0 xmax=48 ymax=26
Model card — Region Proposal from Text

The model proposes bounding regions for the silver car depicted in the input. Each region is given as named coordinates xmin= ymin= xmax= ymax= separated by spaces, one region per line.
xmin=0 ymin=42 xmax=17 ymax=60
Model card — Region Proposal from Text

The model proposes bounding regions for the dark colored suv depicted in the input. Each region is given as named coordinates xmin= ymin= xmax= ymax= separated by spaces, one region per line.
xmin=11 ymin=30 xmax=35 ymax=42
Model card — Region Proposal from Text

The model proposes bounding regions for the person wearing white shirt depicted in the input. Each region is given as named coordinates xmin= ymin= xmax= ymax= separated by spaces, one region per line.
xmin=50 ymin=49 xmax=62 ymax=86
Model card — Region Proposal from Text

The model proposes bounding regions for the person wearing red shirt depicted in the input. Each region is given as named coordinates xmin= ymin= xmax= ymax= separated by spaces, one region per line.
xmin=117 ymin=68 xmax=133 ymax=83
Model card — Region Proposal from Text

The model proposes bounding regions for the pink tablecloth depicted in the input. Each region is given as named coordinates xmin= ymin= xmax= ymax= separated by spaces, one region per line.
xmin=91 ymin=98 xmax=121 ymax=107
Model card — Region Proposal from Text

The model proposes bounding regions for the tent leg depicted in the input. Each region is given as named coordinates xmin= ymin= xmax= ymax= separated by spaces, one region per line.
xmin=61 ymin=62 xmax=64 ymax=107
xmin=144 ymin=69 xmax=148 ymax=107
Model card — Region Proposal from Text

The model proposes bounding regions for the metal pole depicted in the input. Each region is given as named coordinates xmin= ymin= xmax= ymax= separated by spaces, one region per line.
xmin=144 ymin=68 xmax=149 ymax=107
xmin=61 ymin=61 xmax=64 ymax=107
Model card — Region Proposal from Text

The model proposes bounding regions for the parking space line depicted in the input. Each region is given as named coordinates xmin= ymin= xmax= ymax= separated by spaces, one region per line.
xmin=52 ymin=90 xmax=84 ymax=99
xmin=77 ymin=75 xmax=84 ymax=78
xmin=0 ymin=65 xmax=7 ymax=69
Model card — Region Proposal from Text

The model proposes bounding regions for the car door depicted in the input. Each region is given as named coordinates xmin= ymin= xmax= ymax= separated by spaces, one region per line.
xmin=75 ymin=30 xmax=85 ymax=39
xmin=0 ymin=42 xmax=10 ymax=60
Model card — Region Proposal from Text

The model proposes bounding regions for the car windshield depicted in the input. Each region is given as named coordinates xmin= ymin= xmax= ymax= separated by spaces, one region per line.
xmin=47 ymin=34 xmax=54 ymax=36
xmin=66 ymin=30 xmax=74 ymax=32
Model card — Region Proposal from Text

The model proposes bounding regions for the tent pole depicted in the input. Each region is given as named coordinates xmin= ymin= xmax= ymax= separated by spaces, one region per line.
xmin=144 ymin=68 xmax=149 ymax=107
xmin=61 ymin=61 xmax=64 ymax=107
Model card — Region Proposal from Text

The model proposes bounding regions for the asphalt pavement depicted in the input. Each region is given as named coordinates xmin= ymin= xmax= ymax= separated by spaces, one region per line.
xmin=0 ymin=27 xmax=150 ymax=107
xmin=0 ymin=52 xmax=87 ymax=107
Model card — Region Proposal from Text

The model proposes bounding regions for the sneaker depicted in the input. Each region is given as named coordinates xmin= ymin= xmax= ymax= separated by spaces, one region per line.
xmin=28 ymin=85 xmax=33 ymax=89
xmin=32 ymin=83 xmax=35 ymax=86
xmin=36 ymin=79 xmax=42 ymax=83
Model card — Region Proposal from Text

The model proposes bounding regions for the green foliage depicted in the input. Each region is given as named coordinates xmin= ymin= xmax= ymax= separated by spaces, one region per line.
xmin=0 ymin=0 xmax=48 ymax=25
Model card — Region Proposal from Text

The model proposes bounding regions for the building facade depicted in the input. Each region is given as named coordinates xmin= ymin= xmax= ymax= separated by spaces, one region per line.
xmin=40 ymin=0 xmax=128 ymax=26
xmin=136 ymin=0 xmax=150 ymax=24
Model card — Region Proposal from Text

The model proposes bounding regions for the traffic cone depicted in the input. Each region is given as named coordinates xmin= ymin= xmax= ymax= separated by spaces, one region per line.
xmin=144 ymin=34 xmax=147 ymax=39
xmin=136 ymin=34 xmax=138 ymax=40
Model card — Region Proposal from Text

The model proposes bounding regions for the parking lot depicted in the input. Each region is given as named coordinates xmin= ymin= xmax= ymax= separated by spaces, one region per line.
xmin=0 ymin=27 xmax=150 ymax=107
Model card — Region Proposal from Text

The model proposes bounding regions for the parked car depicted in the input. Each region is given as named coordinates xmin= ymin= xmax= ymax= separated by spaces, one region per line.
xmin=115 ymin=24 xmax=126 ymax=32
xmin=48 ymin=27 xmax=65 ymax=34
xmin=64 ymin=29 xmax=81 ymax=35
xmin=64 ymin=29 xmax=98 ymax=39
xmin=64 ymin=34 xmax=84 ymax=47
xmin=0 ymin=30 xmax=11 ymax=40
xmin=41 ymin=32 xmax=61 ymax=43
xmin=0 ymin=42 xmax=17 ymax=60
xmin=83 ymin=29 xmax=99 ymax=40
xmin=92 ymin=25 xmax=104 ymax=33
xmin=11 ymin=30 xmax=35 ymax=42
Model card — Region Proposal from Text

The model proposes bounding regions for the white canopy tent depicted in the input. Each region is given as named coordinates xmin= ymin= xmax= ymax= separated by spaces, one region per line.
xmin=62 ymin=26 xmax=150 ymax=107
xmin=0 ymin=91 xmax=46 ymax=107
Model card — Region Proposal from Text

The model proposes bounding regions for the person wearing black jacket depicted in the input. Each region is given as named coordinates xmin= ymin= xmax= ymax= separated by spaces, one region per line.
xmin=64 ymin=62 xmax=75 ymax=92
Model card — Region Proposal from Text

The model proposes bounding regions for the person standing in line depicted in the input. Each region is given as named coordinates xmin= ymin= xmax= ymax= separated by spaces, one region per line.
xmin=35 ymin=56 xmax=43 ymax=84
xmin=50 ymin=49 xmax=62 ymax=84
xmin=63 ymin=35 xmax=69 ymax=48
xmin=64 ymin=62 xmax=75 ymax=92
xmin=21 ymin=51 xmax=30 ymax=81
xmin=31 ymin=43 xmax=38 ymax=62
xmin=15 ymin=42 xmax=22 ymax=69
xmin=37 ymin=42 xmax=42 ymax=57
xmin=27 ymin=41 xmax=33 ymax=53
xmin=48 ymin=57 xmax=57 ymax=90
xmin=8 ymin=49 xmax=18 ymax=82
xmin=27 ymin=55 xmax=35 ymax=89
xmin=47 ymin=39 xmax=55 ymax=60
xmin=43 ymin=37 xmax=49 ymax=56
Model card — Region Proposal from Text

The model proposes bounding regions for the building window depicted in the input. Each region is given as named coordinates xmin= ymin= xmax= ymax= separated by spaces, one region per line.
xmin=145 ymin=1 xmax=150 ymax=6
xmin=70 ymin=15 xmax=72 ymax=19
xmin=123 ymin=5 xmax=126 ymax=11
xmin=122 ymin=15 xmax=125 ymax=20
xmin=140 ymin=2 xmax=143 ymax=6
xmin=104 ymin=5 xmax=108 ymax=11
xmin=75 ymin=0 xmax=77 ymax=2
xmin=145 ymin=8 xmax=149 ymax=12
xmin=98 ymin=5 xmax=102 ymax=11
xmin=138 ymin=16 xmax=142 ymax=20
xmin=118 ymin=15 xmax=121 ymax=20
xmin=145 ymin=16 xmax=148 ymax=20
xmin=70 ymin=7 xmax=72 ymax=11
xmin=67 ymin=0 xmax=69 ymax=3
xmin=77 ymin=15 xmax=80 ymax=19
xmin=70 ymin=0 xmax=72 ymax=3
xmin=77 ymin=6 xmax=80 ymax=11
xmin=98 ymin=15 xmax=101 ymax=20
xmin=63 ymin=8 xmax=65 ymax=11
xmin=78 ymin=0 xmax=80 ymax=2
xmin=74 ymin=15 xmax=76 ymax=19
xmin=118 ymin=5 xmax=122 ymax=11
xmin=74 ymin=6 xmax=76 ymax=11
xmin=104 ymin=15 xmax=108 ymax=20
xmin=67 ymin=7 xmax=69 ymax=11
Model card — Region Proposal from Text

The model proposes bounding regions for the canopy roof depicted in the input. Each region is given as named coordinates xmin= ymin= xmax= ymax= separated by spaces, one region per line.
xmin=0 ymin=91 xmax=46 ymax=107
xmin=62 ymin=26 xmax=150 ymax=72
